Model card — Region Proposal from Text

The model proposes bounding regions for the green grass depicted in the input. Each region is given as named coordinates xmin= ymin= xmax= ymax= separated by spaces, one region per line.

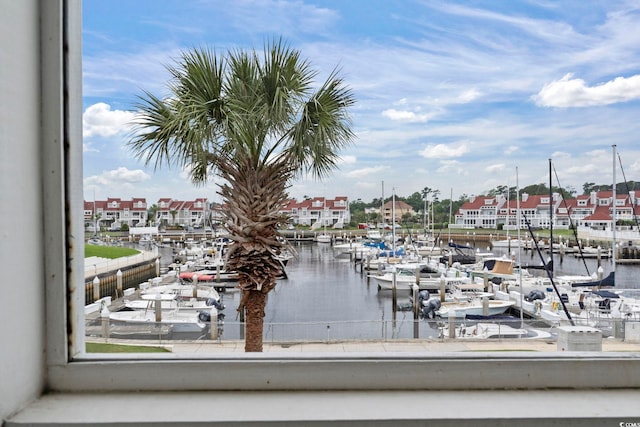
xmin=86 ymin=342 xmax=171 ymax=353
xmin=85 ymin=245 xmax=140 ymax=259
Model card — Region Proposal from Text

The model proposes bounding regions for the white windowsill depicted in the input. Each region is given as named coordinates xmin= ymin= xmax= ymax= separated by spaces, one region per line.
xmin=8 ymin=390 xmax=640 ymax=426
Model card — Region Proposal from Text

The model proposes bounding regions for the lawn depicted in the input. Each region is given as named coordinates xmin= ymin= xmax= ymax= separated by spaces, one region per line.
xmin=85 ymin=245 xmax=140 ymax=259
xmin=86 ymin=342 xmax=170 ymax=353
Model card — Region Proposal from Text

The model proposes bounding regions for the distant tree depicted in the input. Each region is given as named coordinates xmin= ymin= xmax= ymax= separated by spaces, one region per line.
xmin=520 ymin=183 xmax=549 ymax=195
xmin=370 ymin=197 xmax=383 ymax=208
xmin=348 ymin=210 xmax=367 ymax=226
xmin=147 ymin=203 xmax=159 ymax=225
xmin=405 ymin=191 xmax=424 ymax=212
xmin=349 ymin=199 xmax=367 ymax=212
xmin=487 ymin=185 xmax=508 ymax=197
xmin=582 ymin=182 xmax=597 ymax=195
xmin=617 ymin=180 xmax=640 ymax=193
xmin=421 ymin=186 xmax=433 ymax=201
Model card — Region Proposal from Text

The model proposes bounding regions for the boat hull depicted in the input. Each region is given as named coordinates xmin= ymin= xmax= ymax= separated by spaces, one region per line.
xmin=436 ymin=300 xmax=514 ymax=318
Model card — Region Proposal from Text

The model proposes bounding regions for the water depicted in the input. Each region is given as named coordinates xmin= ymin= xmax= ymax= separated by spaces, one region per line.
xmin=177 ymin=242 xmax=440 ymax=342
xmin=145 ymin=241 xmax=639 ymax=342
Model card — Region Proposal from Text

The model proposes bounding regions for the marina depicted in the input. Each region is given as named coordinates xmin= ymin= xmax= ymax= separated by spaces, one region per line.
xmin=86 ymin=235 xmax=640 ymax=347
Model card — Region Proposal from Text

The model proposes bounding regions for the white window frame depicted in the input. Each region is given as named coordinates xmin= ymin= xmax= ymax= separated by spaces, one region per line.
xmin=43 ymin=0 xmax=640 ymax=398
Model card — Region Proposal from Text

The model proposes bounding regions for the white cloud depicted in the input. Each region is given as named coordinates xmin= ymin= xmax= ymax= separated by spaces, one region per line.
xmin=504 ymin=145 xmax=519 ymax=155
xmin=533 ymin=73 xmax=640 ymax=107
xmin=83 ymin=103 xmax=136 ymax=138
xmin=338 ymin=155 xmax=357 ymax=164
xmin=585 ymin=149 xmax=608 ymax=158
xmin=434 ymin=160 xmax=469 ymax=179
xmin=485 ymin=163 xmax=505 ymax=173
xmin=345 ymin=165 xmax=390 ymax=178
xmin=84 ymin=167 xmax=151 ymax=187
xmin=564 ymin=163 xmax=600 ymax=176
xmin=83 ymin=142 xmax=99 ymax=153
xmin=419 ymin=143 xmax=470 ymax=159
xmin=455 ymin=89 xmax=481 ymax=103
xmin=382 ymin=109 xmax=438 ymax=122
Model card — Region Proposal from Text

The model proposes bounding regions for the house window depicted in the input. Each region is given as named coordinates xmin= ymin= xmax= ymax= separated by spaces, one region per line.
xmin=30 ymin=0 xmax=635 ymax=404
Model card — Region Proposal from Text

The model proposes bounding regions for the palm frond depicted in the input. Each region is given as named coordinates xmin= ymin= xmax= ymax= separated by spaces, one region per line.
xmin=286 ymin=68 xmax=356 ymax=179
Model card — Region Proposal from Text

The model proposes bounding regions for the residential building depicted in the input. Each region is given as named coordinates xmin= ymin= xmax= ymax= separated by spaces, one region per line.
xmin=155 ymin=198 xmax=209 ymax=227
xmin=575 ymin=191 xmax=640 ymax=229
xmin=454 ymin=194 xmax=507 ymax=229
xmin=280 ymin=196 xmax=350 ymax=227
xmin=382 ymin=200 xmax=415 ymax=223
xmin=83 ymin=198 xmax=148 ymax=230
xmin=455 ymin=191 xmax=640 ymax=231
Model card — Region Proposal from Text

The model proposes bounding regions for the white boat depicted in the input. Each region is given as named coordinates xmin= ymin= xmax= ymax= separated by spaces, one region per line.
xmin=124 ymin=293 xmax=224 ymax=312
xmin=415 ymin=245 xmax=447 ymax=257
xmin=316 ymin=233 xmax=332 ymax=244
xmin=315 ymin=197 xmax=332 ymax=244
xmin=491 ymin=238 xmax=527 ymax=249
xmin=370 ymin=267 xmax=472 ymax=292
xmin=369 ymin=269 xmax=420 ymax=290
xmin=443 ymin=322 xmax=553 ymax=339
xmin=87 ymin=237 xmax=106 ymax=245
xmin=333 ymin=239 xmax=386 ymax=258
xmin=572 ymin=246 xmax=611 ymax=259
xmin=109 ymin=308 xmax=208 ymax=333
xmin=436 ymin=299 xmax=515 ymax=318
xmin=140 ymin=280 xmax=221 ymax=300
xmin=468 ymin=257 xmax=517 ymax=281
xmin=365 ymin=229 xmax=382 ymax=240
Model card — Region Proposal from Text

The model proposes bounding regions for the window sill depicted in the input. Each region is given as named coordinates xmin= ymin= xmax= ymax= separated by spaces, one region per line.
xmin=8 ymin=390 xmax=640 ymax=426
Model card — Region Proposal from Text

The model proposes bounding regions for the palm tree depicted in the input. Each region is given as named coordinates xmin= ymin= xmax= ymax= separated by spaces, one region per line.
xmin=128 ymin=39 xmax=355 ymax=352
xmin=148 ymin=203 xmax=159 ymax=226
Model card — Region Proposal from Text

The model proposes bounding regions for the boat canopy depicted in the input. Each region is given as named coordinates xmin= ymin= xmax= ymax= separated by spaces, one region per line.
xmin=571 ymin=271 xmax=615 ymax=288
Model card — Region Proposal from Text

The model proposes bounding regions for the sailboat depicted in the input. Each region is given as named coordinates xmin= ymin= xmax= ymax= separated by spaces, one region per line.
xmin=316 ymin=197 xmax=332 ymax=244
xmin=491 ymin=188 xmax=526 ymax=250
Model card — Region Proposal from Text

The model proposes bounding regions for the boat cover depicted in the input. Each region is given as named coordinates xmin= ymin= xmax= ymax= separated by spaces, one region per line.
xmin=570 ymin=271 xmax=615 ymax=288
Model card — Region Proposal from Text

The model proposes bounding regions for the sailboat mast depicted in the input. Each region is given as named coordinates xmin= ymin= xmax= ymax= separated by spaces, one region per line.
xmin=392 ymin=188 xmax=396 ymax=252
xmin=381 ymin=180 xmax=384 ymax=227
xmin=612 ymin=144 xmax=617 ymax=272
xmin=506 ymin=185 xmax=510 ymax=252
xmin=516 ymin=167 xmax=523 ymax=328
xmin=93 ymin=189 xmax=97 ymax=233
xmin=448 ymin=188 xmax=452 ymax=243
xmin=549 ymin=159 xmax=553 ymax=267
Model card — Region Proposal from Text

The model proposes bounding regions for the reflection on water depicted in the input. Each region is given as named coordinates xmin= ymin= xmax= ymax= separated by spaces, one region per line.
xmin=209 ymin=242 xmax=442 ymax=342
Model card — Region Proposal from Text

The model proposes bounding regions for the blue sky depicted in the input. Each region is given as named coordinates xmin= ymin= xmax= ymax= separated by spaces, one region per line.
xmin=82 ymin=0 xmax=640 ymax=204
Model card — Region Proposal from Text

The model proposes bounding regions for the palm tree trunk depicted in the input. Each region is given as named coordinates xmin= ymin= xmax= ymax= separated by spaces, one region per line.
xmin=244 ymin=290 xmax=266 ymax=352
